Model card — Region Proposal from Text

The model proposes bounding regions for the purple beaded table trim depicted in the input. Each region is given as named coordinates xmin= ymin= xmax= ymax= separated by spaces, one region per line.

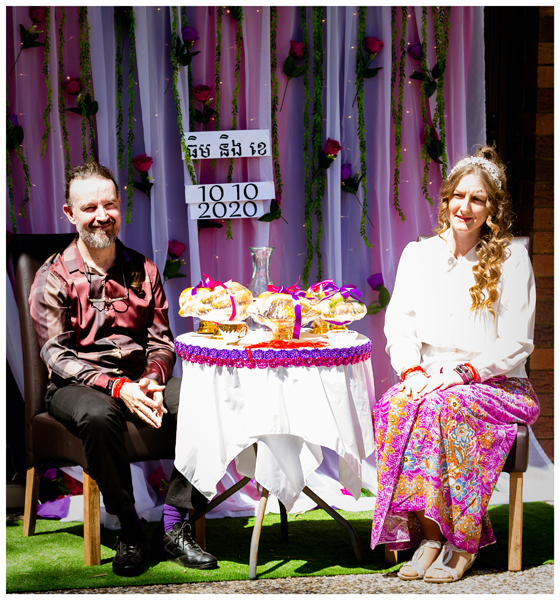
xmin=174 ymin=340 xmax=372 ymax=369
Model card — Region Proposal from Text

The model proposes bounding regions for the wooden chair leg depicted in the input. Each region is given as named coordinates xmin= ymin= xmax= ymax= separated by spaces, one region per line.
xmin=190 ymin=510 xmax=206 ymax=550
xmin=385 ymin=545 xmax=399 ymax=565
xmin=508 ymin=471 xmax=523 ymax=571
xmin=23 ymin=467 xmax=40 ymax=537
xmin=83 ymin=470 xmax=101 ymax=566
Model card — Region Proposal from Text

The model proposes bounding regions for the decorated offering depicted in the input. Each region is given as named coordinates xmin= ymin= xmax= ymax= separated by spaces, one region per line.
xmin=218 ymin=321 xmax=248 ymax=345
xmin=179 ymin=274 xmax=252 ymax=323
xmin=308 ymin=280 xmax=367 ymax=328
xmin=247 ymin=283 xmax=319 ymax=341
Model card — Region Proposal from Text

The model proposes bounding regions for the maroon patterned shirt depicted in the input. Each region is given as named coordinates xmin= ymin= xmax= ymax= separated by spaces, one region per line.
xmin=29 ymin=237 xmax=176 ymax=393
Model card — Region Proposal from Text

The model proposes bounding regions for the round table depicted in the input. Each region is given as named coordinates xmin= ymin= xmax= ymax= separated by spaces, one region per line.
xmin=173 ymin=329 xmax=376 ymax=577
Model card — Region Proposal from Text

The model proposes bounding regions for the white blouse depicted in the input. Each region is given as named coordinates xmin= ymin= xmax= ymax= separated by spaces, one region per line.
xmin=384 ymin=231 xmax=536 ymax=381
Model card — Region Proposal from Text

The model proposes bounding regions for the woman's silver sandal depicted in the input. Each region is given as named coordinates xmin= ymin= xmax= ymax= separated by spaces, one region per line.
xmin=423 ymin=542 xmax=477 ymax=583
xmin=397 ymin=539 xmax=443 ymax=581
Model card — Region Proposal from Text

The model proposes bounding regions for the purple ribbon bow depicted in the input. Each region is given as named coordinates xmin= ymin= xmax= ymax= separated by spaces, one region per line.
xmin=191 ymin=273 xmax=236 ymax=321
xmin=267 ymin=282 xmax=309 ymax=339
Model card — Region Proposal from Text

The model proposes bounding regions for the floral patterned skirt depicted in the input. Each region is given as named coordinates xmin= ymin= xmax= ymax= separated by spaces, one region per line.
xmin=370 ymin=377 xmax=539 ymax=554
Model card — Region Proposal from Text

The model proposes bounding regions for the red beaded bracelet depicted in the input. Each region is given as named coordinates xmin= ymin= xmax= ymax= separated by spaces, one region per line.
xmin=400 ymin=365 xmax=427 ymax=383
xmin=464 ymin=362 xmax=480 ymax=383
xmin=111 ymin=378 xmax=131 ymax=400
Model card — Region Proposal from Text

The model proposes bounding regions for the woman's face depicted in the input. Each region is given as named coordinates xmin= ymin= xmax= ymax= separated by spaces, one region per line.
xmin=446 ymin=174 xmax=490 ymax=238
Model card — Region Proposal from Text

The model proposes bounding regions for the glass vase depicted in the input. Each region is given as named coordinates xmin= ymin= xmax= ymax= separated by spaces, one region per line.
xmin=248 ymin=246 xmax=274 ymax=331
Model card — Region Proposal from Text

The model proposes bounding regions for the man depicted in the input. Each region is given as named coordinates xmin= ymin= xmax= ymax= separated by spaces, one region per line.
xmin=29 ymin=161 xmax=216 ymax=577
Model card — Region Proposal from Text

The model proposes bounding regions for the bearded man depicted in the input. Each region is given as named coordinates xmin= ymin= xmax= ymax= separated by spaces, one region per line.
xmin=29 ymin=162 xmax=216 ymax=576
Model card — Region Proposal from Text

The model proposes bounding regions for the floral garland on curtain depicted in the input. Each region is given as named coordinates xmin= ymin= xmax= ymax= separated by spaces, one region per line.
xmin=225 ymin=7 xmax=244 ymax=240
xmin=390 ymin=7 xmax=407 ymax=221
xmin=170 ymin=7 xmax=197 ymax=188
xmin=259 ymin=6 xmax=283 ymax=223
xmin=300 ymin=7 xmax=313 ymax=286
xmin=113 ymin=8 xmax=137 ymax=223
xmin=354 ymin=7 xmax=373 ymax=246
xmin=40 ymin=7 xmax=53 ymax=157
xmin=77 ymin=7 xmax=95 ymax=162
xmin=7 ymin=108 xmax=31 ymax=230
xmin=432 ymin=6 xmax=451 ymax=178
xmin=181 ymin=7 xmax=196 ymax=132
xmin=58 ymin=7 xmax=71 ymax=177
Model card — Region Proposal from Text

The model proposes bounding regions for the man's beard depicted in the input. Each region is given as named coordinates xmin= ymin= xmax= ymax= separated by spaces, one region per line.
xmin=76 ymin=219 xmax=119 ymax=249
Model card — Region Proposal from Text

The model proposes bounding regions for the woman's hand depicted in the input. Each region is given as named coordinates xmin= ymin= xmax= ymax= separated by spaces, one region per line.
xmin=416 ymin=370 xmax=464 ymax=398
xmin=120 ymin=381 xmax=166 ymax=428
xmin=399 ymin=373 xmax=431 ymax=401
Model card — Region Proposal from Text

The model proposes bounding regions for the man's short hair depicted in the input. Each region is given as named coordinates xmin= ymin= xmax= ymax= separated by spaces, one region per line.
xmin=65 ymin=162 xmax=120 ymax=208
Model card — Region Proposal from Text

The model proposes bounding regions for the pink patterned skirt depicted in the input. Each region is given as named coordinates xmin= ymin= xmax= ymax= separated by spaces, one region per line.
xmin=370 ymin=377 xmax=540 ymax=554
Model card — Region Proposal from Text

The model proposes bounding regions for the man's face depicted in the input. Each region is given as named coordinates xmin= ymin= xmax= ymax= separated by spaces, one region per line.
xmin=63 ymin=177 xmax=121 ymax=250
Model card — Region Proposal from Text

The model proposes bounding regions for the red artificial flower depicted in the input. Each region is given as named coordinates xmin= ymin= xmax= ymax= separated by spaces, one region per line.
xmin=64 ymin=77 xmax=81 ymax=96
xmin=323 ymin=138 xmax=342 ymax=157
xmin=168 ymin=239 xmax=186 ymax=258
xmin=193 ymin=84 xmax=212 ymax=103
xmin=29 ymin=7 xmax=46 ymax=23
xmin=132 ymin=154 xmax=153 ymax=172
xmin=367 ymin=273 xmax=384 ymax=291
xmin=289 ymin=40 xmax=305 ymax=59
xmin=365 ymin=37 xmax=384 ymax=55
xmin=408 ymin=43 xmax=423 ymax=60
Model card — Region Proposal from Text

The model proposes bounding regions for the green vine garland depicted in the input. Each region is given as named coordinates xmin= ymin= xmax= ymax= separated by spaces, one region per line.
xmin=210 ymin=6 xmax=223 ymax=170
xmin=58 ymin=7 xmax=71 ymax=177
xmin=170 ymin=7 xmax=198 ymax=188
xmin=226 ymin=7 xmax=244 ymax=240
xmin=40 ymin=7 xmax=53 ymax=157
xmin=125 ymin=8 xmax=136 ymax=223
xmin=7 ymin=149 xmax=16 ymax=232
xmin=300 ymin=7 xmax=313 ymax=286
xmin=355 ymin=7 xmax=373 ymax=246
xmin=115 ymin=10 xmax=125 ymax=170
xmin=270 ymin=6 xmax=284 ymax=218
xmin=419 ymin=7 xmax=434 ymax=206
xmin=432 ymin=6 xmax=451 ymax=178
xmin=390 ymin=7 xmax=407 ymax=221
xmin=7 ymin=101 xmax=31 ymax=230
xmin=78 ymin=7 xmax=95 ymax=161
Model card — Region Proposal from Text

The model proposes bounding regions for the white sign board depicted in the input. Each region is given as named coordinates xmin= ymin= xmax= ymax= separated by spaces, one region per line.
xmin=185 ymin=181 xmax=275 ymax=204
xmin=188 ymin=199 xmax=266 ymax=220
xmin=184 ymin=129 xmax=271 ymax=160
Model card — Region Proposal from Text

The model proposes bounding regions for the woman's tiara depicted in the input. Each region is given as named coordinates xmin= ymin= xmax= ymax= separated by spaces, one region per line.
xmin=447 ymin=157 xmax=502 ymax=189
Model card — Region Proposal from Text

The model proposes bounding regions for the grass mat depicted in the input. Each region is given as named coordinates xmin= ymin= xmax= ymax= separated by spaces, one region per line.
xmin=6 ymin=502 xmax=554 ymax=593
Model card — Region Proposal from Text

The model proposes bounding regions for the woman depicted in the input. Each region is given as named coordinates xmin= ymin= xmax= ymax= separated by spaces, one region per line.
xmin=370 ymin=147 xmax=540 ymax=583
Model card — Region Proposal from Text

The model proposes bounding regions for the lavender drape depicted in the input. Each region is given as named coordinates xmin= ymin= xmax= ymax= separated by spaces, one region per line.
xmin=15 ymin=8 xmax=549 ymax=518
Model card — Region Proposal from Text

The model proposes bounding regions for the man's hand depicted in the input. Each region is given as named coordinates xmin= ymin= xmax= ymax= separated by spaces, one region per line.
xmin=120 ymin=380 xmax=167 ymax=428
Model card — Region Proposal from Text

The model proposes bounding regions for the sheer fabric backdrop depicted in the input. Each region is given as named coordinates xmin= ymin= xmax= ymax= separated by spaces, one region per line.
xmin=11 ymin=8 xmax=548 ymax=519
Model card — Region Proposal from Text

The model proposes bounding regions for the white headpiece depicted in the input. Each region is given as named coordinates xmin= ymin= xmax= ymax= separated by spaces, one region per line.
xmin=447 ymin=156 xmax=502 ymax=189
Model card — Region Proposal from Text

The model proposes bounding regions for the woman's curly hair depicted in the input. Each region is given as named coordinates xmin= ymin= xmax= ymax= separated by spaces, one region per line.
xmin=435 ymin=146 xmax=513 ymax=317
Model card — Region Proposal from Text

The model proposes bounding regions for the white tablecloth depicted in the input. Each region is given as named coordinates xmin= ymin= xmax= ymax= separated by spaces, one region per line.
xmin=174 ymin=331 xmax=376 ymax=511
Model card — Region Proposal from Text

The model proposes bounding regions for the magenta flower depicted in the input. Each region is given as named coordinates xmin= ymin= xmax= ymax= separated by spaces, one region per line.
xmin=193 ymin=84 xmax=212 ymax=103
xmin=365 ymin=37 xmax=384 ymax=55
xmin=8 ymin=113 xmax=18 ymax=127
xmin=181 ymin=26 xmax=199 ymax=44
xmin=408 ymin=43 xmax=423 ymax=60
xmin=323 ymin=138 xmax=342 ymax=157
xmin=29 ymin=7 xmax=46 ymax=23
xmin=289 ymin=40 xmax=305 ymax=59
xmin=341 ymin=163 xmax=352 ymax=181
xmin=367 ymin=273 xmax=384 ymax=291
xmin=132 ymin=154 xmax=153 ymax=172
xmin=64 ymin=77 xmax=81 ymax=96
xmin=168 ymin=239 xmax=186 ymax=259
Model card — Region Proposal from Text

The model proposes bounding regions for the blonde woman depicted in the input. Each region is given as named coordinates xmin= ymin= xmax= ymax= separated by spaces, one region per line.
xmin=370 ymin=147 xmax=540 ymax=583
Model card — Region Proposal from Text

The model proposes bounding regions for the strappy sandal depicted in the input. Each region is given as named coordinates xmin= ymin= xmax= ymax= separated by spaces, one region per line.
xmin=397 ymin=539 xmax=443 ymax=581
xmin=423 ymin=542 xmax=477 ymax=583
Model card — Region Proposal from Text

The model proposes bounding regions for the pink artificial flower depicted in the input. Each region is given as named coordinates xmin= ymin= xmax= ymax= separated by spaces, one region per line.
xmin=289 ymin=40 xmax=305 ymax=59
xmin=168 ymin=239 xmax=186 ymax=258
xmin=365 ymin=37 xmax=384 ymax=55
xmin=132 ymin=154 xmax=153 ymax=172
xmin=64 ymin=77 xmax=81 ymax=96
xmin=324 ymin=138 xmax=342 ymax=157
xmin=193 ymin=84 xmax=212 ymax=103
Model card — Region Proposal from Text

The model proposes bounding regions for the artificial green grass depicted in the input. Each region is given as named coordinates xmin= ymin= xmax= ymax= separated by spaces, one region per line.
xmin=6 ymin=502 xmax=554 ymax=593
